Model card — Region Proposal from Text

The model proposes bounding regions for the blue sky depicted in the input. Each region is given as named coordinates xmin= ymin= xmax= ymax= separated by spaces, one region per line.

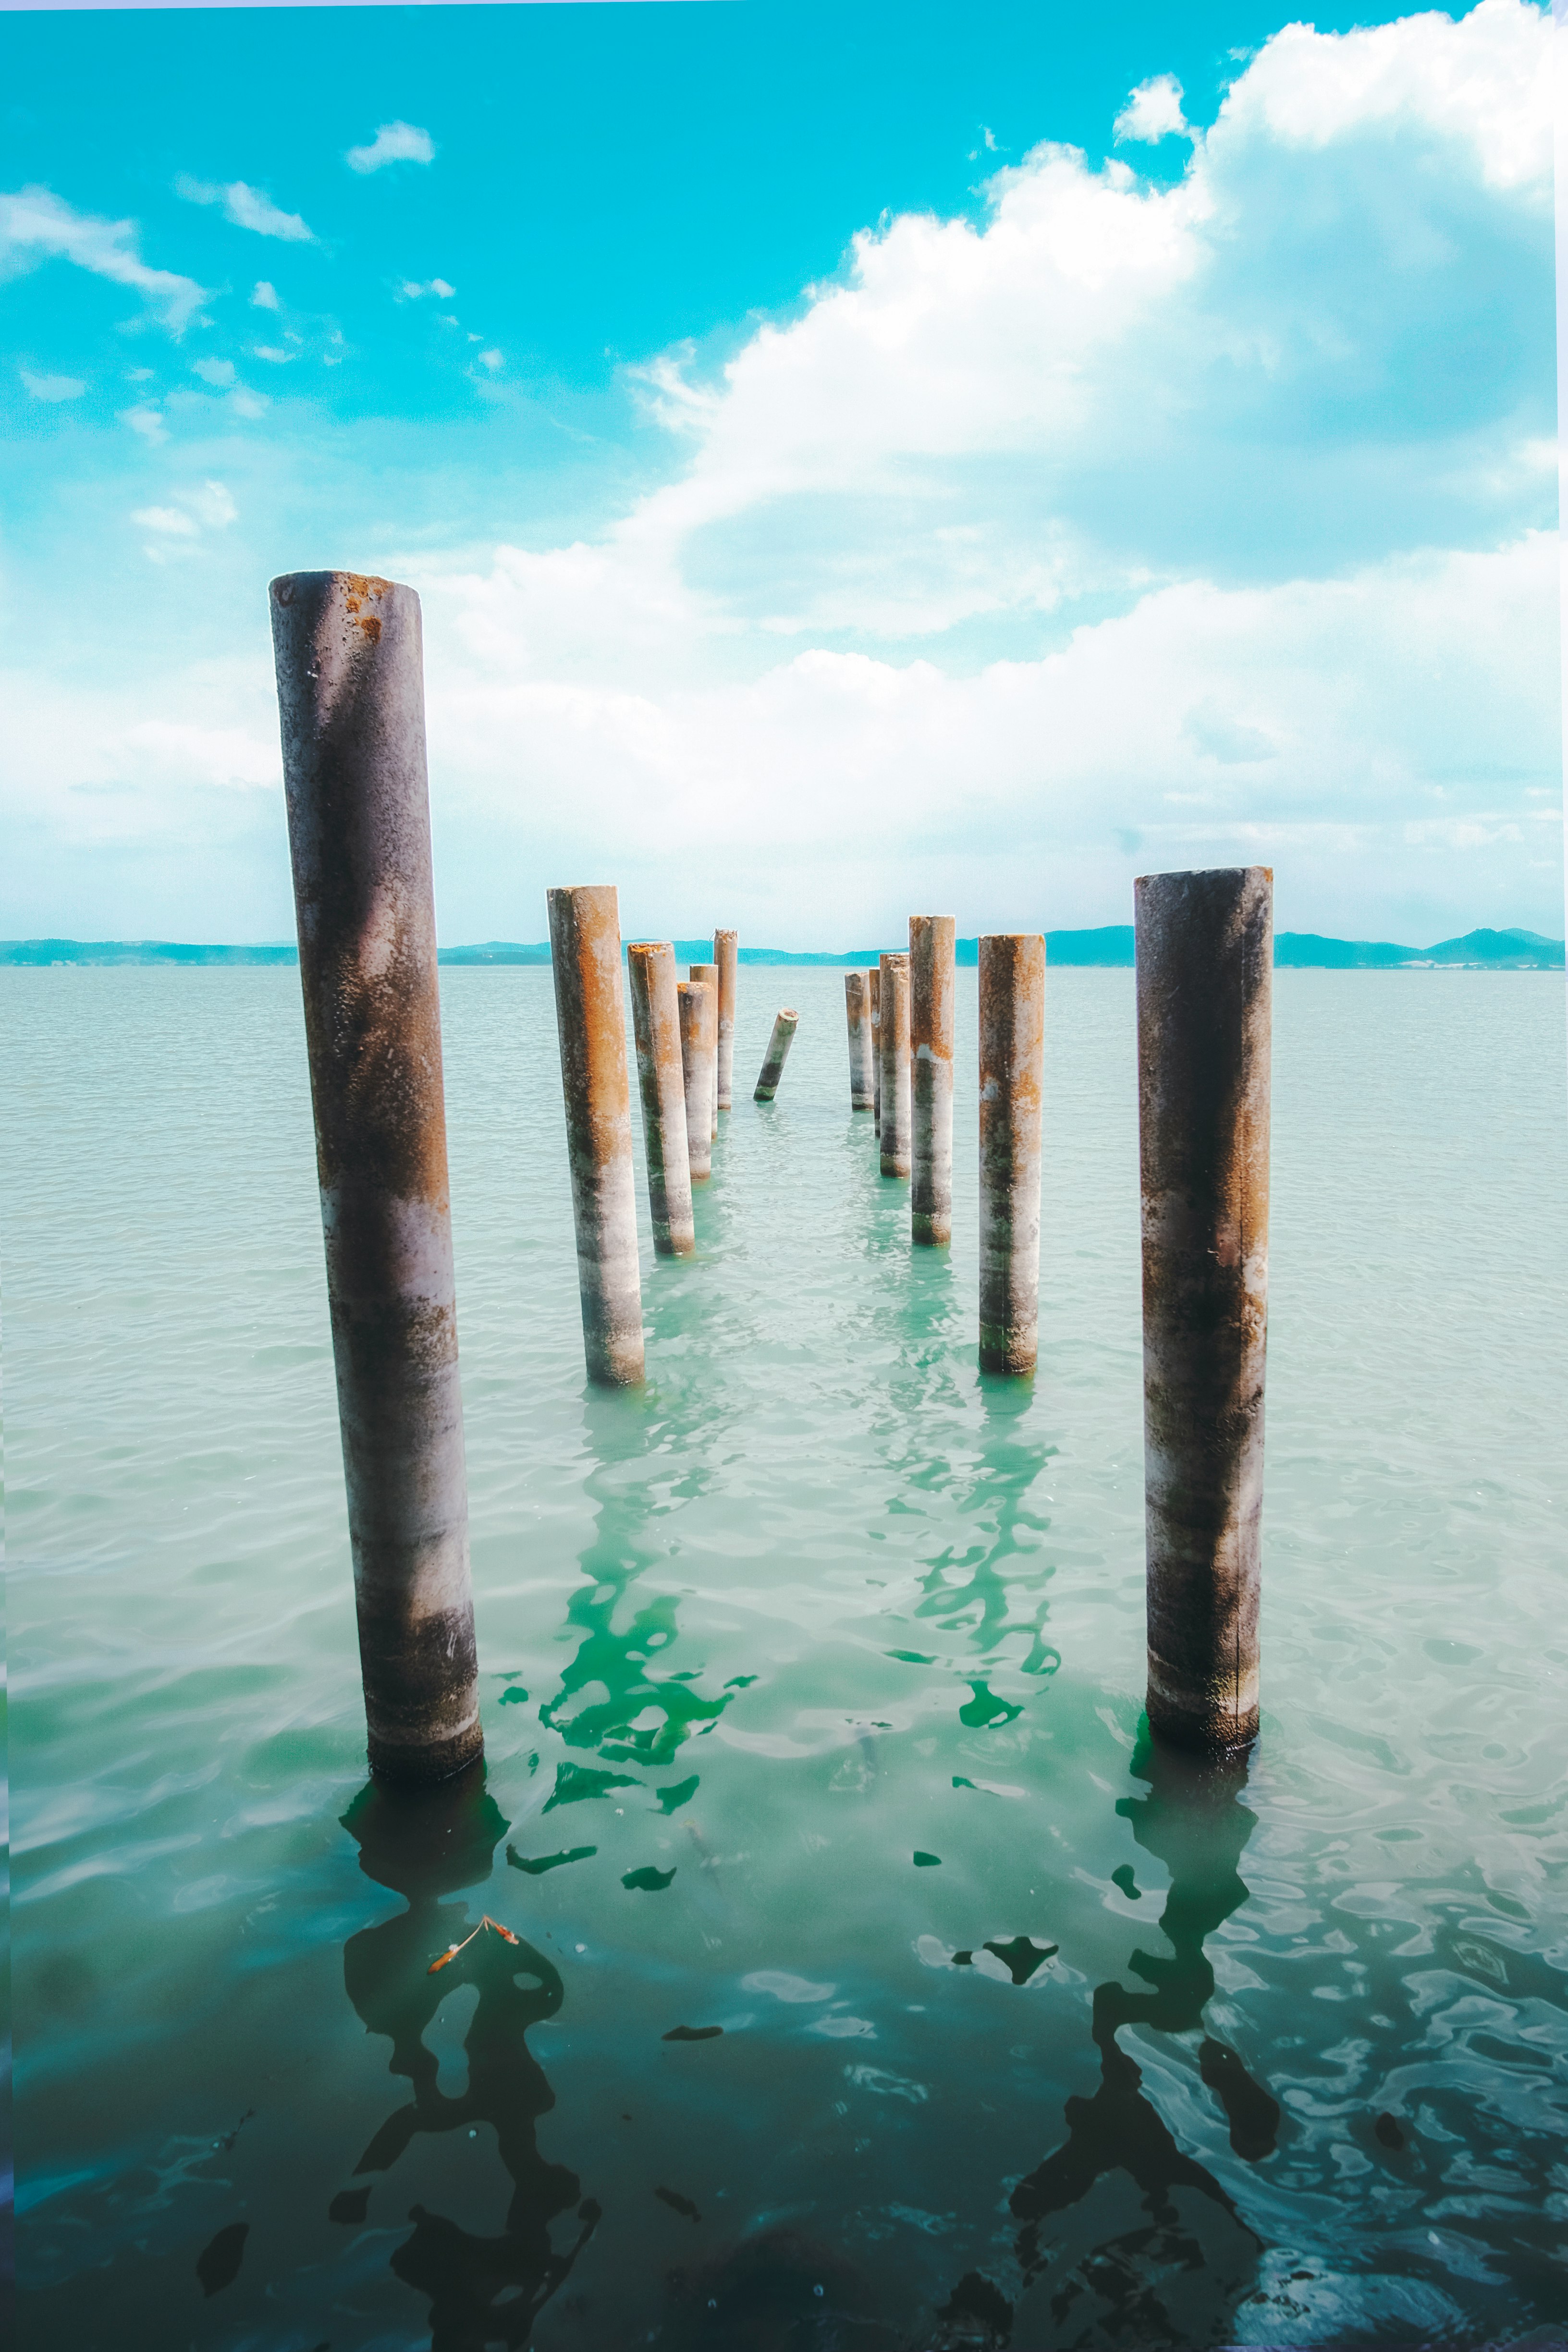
xmin=2 ymin=0 xmax=1559 ymax=945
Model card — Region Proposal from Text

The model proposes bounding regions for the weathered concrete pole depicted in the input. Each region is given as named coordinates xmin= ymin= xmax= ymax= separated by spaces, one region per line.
xmin=753 ymin=1008 xmax=799 ymax=1101
xmin=870 ymin=966 xmax=882 ymax=1135
xmin=1135 ymin=866 xmax=1272 ymax=1758
xmin=547 ymin=885 xmax=646 ymax=1387
xmin=626 ymin=942 xmax=697 ymax=1258
xmin=688 ymin=962 xmax=721 ymax=1139
xmin=713 ymin=930 xmax=738 ymax=1114
xmin=677 ymin=979 xmax=715 ymax=1178
xmin=270 ymin=569 xmax=481 ymax=1787
xmin=879 ymin=951 xmax=912 ymax=1179
xmin=977 ymin=932 xmax=1045 ymax=1374
xmin=910 ymin=916 xmax=956 ymax=1243
xmin=844 ymin=971 xmax=875 ymax=1110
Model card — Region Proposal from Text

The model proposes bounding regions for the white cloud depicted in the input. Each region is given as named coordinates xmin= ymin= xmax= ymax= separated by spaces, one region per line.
xmin=477 ymin=347 xmax=503 ymax=372
xmin=251 ymin=279 xmax=280 ymax=310
xmin=1115 ymin=75 xmax=1192 ymax=144
xmin=119 ymin=404 xmax=167 ymax=444
xmin=192 ymin=356 xmax=236 ymax=388
xmin=346 ymin=121 xmax=436 ymax=174
xmin=251 ymin=344 xmax=294 ymax=364
xmin=0 ymin=185 xmax=207 ymax=331
xmin=175 ymin=175 xmax=314 ymax=243
xmin=128 ymin=478 xmax=238 ymax=561
xmin=189 ymin=480 xmax=237 ymax=526
xmin=131 ymin=505 xmax=199 ymax=538
xmin=398 ymin=275 xmax=456 ymax=300
xmin=20 ymin=367 xmax=86 ymax=402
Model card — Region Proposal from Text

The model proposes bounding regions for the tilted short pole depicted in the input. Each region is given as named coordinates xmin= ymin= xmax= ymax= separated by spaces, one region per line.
xmin=879 ymin=950 xmax=912 ymax=1178
xmin=844 ymin=971 xmax=875 ymax=1110
xmin=270 ymin=569 xmax=482 ymax=1786
xmin=754 ymin=1008 xmax=799 ymax=1101
xmin=1136 ymin=866 xmax=1272 ymax=1758
xmin=713 ymin=930 xmax=738 ymax=1113
xmin=688 ymin=962 xmax=721 ymax=1139
xmin=677 ymin=980 xmax=715 ymax=1178
xmin=870 ymin=966 xmax=882 ymax=1135
xmin=627 ymin=942 xmax=696 ymax=1258
xmin=977 ymin=932 xmax=1045 ymax=1374
xmin=547 ymin=885 xmax=646 ymax=1386
xmin=910 ymin=916 xmax=956 ymax=1242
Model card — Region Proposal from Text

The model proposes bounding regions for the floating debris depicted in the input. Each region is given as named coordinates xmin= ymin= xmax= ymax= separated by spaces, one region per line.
xmin=428 ymin=1915 xmax=521 ymax=1974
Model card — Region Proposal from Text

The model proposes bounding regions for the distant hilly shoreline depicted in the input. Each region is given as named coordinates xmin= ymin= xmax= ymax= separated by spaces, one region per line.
xmin=2 ymin=925 xmax=1562 ymax=970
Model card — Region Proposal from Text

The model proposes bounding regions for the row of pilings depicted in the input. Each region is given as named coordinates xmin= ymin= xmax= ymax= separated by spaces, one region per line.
xmin=269 ymin=569 xmax=1269 ymax=1791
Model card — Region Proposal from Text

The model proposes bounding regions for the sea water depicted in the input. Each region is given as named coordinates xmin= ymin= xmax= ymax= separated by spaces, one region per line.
xmin=7 ymin=963 xmax=1567 ymax=2349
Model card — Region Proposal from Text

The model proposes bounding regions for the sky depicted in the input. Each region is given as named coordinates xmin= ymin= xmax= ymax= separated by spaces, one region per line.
xmin=1 ymin=0 xmax=1560 ymax=947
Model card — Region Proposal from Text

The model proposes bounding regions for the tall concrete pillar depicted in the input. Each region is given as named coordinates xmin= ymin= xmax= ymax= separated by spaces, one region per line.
xmin=688 ymin=962 xmax=721 ymax=1139
xmin=753 ymin=1008 xmax=799 ymax=1101
xmin=1135 ymin=866 xmax=1272 ymax=1758
xmin=845 ymin=971 xmax=875 ymax=1110
xmin=977 ymin=933 xmax=1045 ymax=1374
xmin=713 ymin=930 xmax=738 ymax=1113
xmin=879 ymin=951 xmax=912 ymax=1179
xmin=910 ymin=916 xmax=956 ymax=1243
xmin=270 ymin=569 xmax=481 ymax=1786
xmin=547 ymin=885 xmax=646 ymax=1387
xmin=627 ymin=942 xmax=697 ymax=1258
xmin=870 ymin=966 xmax=882 ymax=1136
xmin=677 ymin=980 xmax=715 ymax=1178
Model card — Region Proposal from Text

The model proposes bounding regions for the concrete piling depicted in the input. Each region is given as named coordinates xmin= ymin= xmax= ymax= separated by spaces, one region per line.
xmin=270 ymin=568 xmax=482 ymax=1786
xmin=977 ymin=932 xmax=1046 ymax=1375
xmin=1135 ymin=866 xmax=1272 ymax=1759
xmin=753 ymin=1009 xmax=799 ymax=1101
xmin=688 ymin=962 xmax=721 ymax=1139
xmin=713 ymin=930 xmax=738 ymax=1114
xmin=677 ymin=980 xmax=715 ymax=1178
xmin=547 ymin=884 xmax=647 ymax=1388
xmin=910 ymin=916 xmax=956 ymax=1243
xmin=878 ymin=951 xmax=912 ymax=1179
xmin=870 ymin=967 xmax=882 ymax=1135
xmin=845 ymin=971 xmax=875 ymax=1111
xmin=626 ymin=942 xmax=697 ymax=1258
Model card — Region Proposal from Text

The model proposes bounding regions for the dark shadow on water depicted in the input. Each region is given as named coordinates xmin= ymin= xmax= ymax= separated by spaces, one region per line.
xmin=339 ymin=1765 xmax=598 ymax=2349
xmin=945 ymin=1732 xmax=1277 ymax=2348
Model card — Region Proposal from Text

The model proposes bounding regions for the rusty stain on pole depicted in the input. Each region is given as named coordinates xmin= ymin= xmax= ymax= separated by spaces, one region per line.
xmin=713 ymin=930 xmax=738 ymax=1113
xmin=845 ymin=971 xmax=875 ymax=1111
xmin=688 ymin=962 xmax=721 ymax=1139
xmin=270 ymin=569 xmax=481 ymax=1787
xmin=547 ymin=884 xmax=646 ymax=1387
xmin=977 ymin=932 xmax=1045 ymax=1375
xmin=910 ymin=916 xmax=956 ymax=1243
xmin=627 ymin=941 xmax=696 ymax=1258
xmin=879 ymin=951 xmax=912 ymax=1179
xmin=677 ymin=980 xmax=715 ymax=1178
xmin=754 ymin=1008 xmax=799 ymax=1101
xmin=1136 ymin=865 xmax=1272 ymax=1759
xmin=870 ymin=966 xmax=882 ymax=1135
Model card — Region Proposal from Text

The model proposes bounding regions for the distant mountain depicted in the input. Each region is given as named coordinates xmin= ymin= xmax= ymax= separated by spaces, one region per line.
xmin=4 ymin=925 xmax=1562 ymax=970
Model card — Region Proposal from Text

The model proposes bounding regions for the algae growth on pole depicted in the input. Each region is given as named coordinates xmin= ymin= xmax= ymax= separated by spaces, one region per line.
xmin=977 ymin=932 xmax=1045 ymax=1374
xmin=627 ymin=941 xmax=696 ymax=1258
xmin=1135 ymin=865 xmax=1272 ymax=1758
xmin=677 ymin=979 xmax=715 ymax=1179
xmin=270 ymin=568 xmax=482 ymax=1786
xmin=713 ymin=929 xmax=738 ymax=1114
xmin=845 ymin=971 xmax=875 ymax=1111
xmin=754 ymin=1009 xmax=799 ymax=1101
xmin=688 ymin=961 xmax=721 ymax=1140
xmin=879 ymin=951 xmax=912 ymax=1179
xmin=910 ymin=915 xmax=956 ymax=1243
xmin=870 ymin=966 xmax=882 ymax=1135
xmin=547 ymin=884 xmax=646 ymax=1387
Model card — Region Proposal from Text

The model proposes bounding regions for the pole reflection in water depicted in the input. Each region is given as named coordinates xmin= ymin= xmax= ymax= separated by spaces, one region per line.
xmin=337 ymin=1766 xmax=599 ymax=2348
xmin=977 ymin=1735 xmax=1279 ymax=2345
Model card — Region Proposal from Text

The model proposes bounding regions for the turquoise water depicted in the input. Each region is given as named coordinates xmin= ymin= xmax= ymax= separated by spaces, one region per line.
xmin=8 ymin=963 xmax=1568 ymax=2350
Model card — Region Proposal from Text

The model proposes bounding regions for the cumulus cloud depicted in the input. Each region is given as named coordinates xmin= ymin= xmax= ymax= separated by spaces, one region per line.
xmin=119 ymin=403 xmax=168 ymax=444
xmin=251 ymin=279 xmax=280 ymax=309
xmin=129 ymin=478 xmax=238 ymax=561
xmin=347 ymin=122 xmax=436 ymax=174
xmin=0 ymin=185 xmax=207 ymax=331
xmin=175 ymin=175 xmax=314 ymax=243
xmin=398 ymin=275 xmax=456 ymax=300
xmin=20 ymin=366 xmax=86 ymax=402
xmin=1115 ymin=75 xmax=1192 ymax=144
xmin=192 ymin=356 xmax=236 ymax=388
